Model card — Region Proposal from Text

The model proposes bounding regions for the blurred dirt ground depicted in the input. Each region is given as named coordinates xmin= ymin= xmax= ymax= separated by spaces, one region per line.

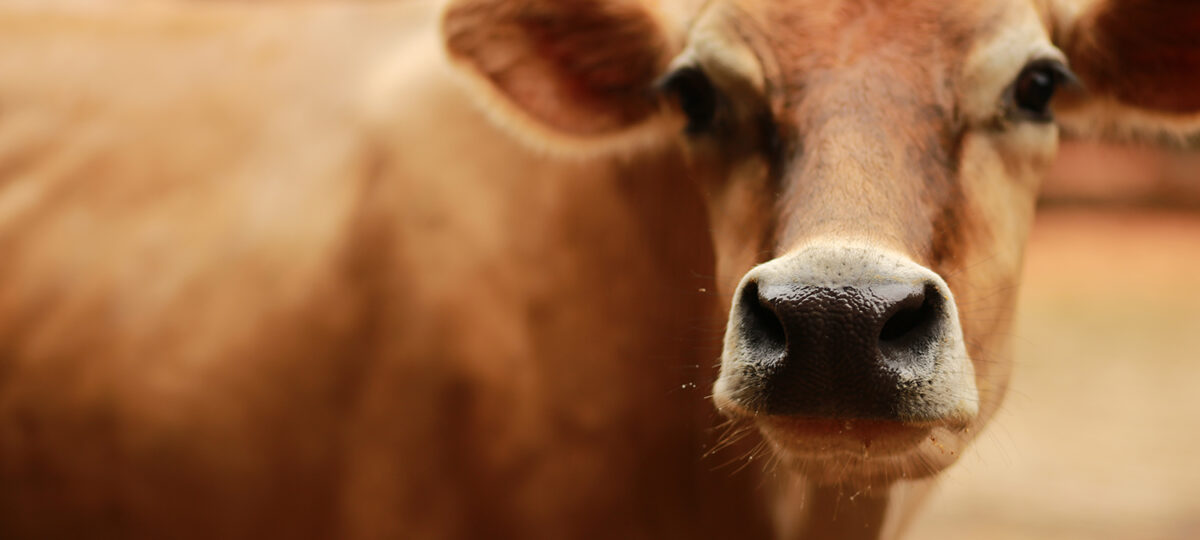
xmin=910 ymin=206 xmax=1200 ymax=540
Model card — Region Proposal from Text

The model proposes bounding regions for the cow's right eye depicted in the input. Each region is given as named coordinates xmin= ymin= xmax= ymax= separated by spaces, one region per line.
xmin=659 ymin=67 xmax=718 ymax=134
xmin=1009 ymin=59 xmax=1076 ymax=122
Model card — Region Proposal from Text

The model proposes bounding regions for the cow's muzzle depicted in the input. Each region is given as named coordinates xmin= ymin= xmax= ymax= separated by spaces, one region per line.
xmin=715 ymin=242 xmax=978 ymax=426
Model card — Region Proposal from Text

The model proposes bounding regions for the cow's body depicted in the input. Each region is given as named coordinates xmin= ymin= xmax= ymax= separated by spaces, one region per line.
xmin=2 ymin=0 xmax=1199 ymax=539
xmin=0 ymin=3 xmax=771 ymax=538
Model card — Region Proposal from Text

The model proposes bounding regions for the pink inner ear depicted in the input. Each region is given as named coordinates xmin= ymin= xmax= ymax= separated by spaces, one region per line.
xmin=1065 ymin=0 xmax=1200 ymax=114
xmin=443 ymin=0 xmax=670 ymax=137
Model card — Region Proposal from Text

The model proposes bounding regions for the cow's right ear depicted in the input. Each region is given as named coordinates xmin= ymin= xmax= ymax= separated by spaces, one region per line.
xmin=1050 ymin=0 xmax=1200 ymax=140
xmin=441 ymin=0 xmax=676 ymax=145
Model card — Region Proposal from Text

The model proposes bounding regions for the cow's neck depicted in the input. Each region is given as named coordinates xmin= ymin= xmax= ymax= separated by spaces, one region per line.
xmin=774 ymin=476 xmax=936 ymax=540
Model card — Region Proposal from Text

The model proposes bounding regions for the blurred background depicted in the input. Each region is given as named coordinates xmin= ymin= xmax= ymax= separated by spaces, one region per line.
xmin=912 ymin=141 xmax=1200 ymax=540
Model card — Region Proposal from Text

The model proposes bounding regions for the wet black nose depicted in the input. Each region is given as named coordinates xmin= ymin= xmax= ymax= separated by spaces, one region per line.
xmin=736 ymin=278 xmax=945 ymax=418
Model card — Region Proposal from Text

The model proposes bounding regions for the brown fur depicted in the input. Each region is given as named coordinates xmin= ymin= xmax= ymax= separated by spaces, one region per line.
xmin=445 ymin=0 xmax=1200 ymax=536
xmin=443 ymin=0 xmax=672 ymax=136
xmin=0 ymin=3 xmax=766 ymax=539
xmin=1058 ymin=0 xmax=1200 ymax=114
xmin=2 ymin=0 xmax=1199 ymax=539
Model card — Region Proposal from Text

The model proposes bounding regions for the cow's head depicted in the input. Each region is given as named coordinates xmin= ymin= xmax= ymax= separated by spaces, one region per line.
xmin=442 ymin=0 xmax=1200 ymax=487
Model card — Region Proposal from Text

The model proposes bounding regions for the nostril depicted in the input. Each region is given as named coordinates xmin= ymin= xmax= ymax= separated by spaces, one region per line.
xmin=739 ymin=281 xmax=787 ymax=358
xmin=879 ymin=283 xmax=940 ymax=343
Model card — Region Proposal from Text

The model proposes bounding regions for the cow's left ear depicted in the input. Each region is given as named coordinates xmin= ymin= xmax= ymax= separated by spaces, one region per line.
xmin=1051 ymin=0 xmax=1200 ymax=137
xmin=442 ymin=0 xmax=676 ymax=143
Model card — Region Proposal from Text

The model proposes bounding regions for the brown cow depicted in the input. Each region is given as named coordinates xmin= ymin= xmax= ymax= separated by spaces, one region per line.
xmin=0 ymin=1 xmax=1197 ymax=539
xmin=443 ymin=0 xmax=1199 ymax=536
xmin=0 ymin=3 xmax=759 ymax=539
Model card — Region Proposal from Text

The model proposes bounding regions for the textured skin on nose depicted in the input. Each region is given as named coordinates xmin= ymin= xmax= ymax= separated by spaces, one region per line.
xmin=753 ymin=283 xmax=936 ymax=418
xmin=717 ymin=243 xmax=978 ymax=423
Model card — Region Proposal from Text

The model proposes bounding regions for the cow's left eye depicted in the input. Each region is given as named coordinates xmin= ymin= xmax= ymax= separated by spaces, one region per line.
xmin=659 ymin=67 xmax=719 ymax=134
xmin=1011 ymin=60 xmax=1076 ymax=121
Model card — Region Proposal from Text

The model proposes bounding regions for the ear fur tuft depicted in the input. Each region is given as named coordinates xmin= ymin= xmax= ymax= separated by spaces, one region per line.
xmin=1058 ymin=0 xmax=1200 ymax=114
xmin=442 ymin=0 xmax=675 ymax=143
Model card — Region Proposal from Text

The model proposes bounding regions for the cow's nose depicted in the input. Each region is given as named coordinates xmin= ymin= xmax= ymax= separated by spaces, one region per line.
xmin=733 ymin=276 xmax=947 ymax=418
xmin=717 ymin=244 xmax=978 ymax=423
xmin=744 ymin=279 xmax=940 ymax=366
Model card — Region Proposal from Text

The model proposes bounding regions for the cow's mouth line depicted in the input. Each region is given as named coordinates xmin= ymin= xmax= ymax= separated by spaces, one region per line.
xmin=715 ymin=393 xmax=970 ymax=457
xmin=762 ymin=416 xmax=935 ymax=437
xmin=755 ymin=419 xmax=973 ymax=486
xmin=758 ymin=416 xmax=934 ymax=454
xmin=716 ymin=391 xmax=969 ymax=430
xmin=711 ymin=384 xmax=975 ymax=487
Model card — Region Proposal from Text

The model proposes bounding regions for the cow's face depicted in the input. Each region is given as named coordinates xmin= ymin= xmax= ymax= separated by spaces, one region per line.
xmin=443 ymin=0 xmax=1200 ymax=488
xmin=667 ymin=0 xmax=1058 ymax=486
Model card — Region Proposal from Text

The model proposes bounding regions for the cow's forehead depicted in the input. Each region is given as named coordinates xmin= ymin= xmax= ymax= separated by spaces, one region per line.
xmin=720 ymin=0 xmax=1036 ymax=56
xmin=688 ymin=0 xmax=1050 ymax=120
xmin=680 ymin=0 xmax=1058 ymax=255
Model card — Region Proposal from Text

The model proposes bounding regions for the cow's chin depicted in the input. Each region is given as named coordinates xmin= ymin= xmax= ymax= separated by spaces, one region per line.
xmin=713 ymin=395 xmax=974 ymax=488
xmin=754 ymin=416 xmax=971 ymax=488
